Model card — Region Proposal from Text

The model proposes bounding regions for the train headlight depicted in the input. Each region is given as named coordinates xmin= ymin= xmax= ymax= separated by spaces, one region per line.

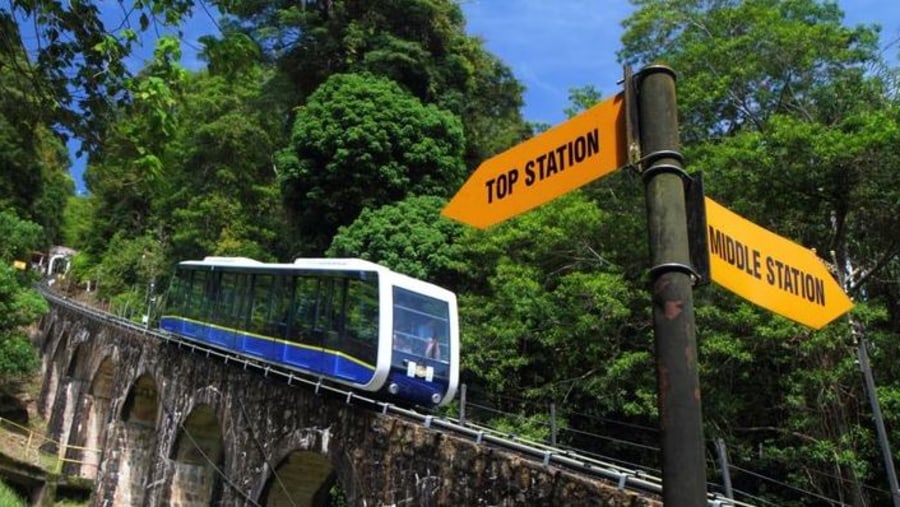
xmin=431 ymin=392 xmax=442 ymax=405
xmin=388 ymin=382 xmax=400 ymax=395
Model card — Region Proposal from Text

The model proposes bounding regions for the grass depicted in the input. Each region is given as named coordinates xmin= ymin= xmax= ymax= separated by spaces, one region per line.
xmin=0 ymin=480 xmax=91 ymax=507
xmin=0 ymin=479 xmax=28 ymax=507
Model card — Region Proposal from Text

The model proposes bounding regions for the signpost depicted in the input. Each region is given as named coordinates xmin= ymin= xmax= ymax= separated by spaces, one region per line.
xmin=441 ymin=93 xmax=626 ymax=228
xmin=705 ymin=197 xmax=853 ymax=329
xmin=442 ymin=65 xmax=857 ymax=506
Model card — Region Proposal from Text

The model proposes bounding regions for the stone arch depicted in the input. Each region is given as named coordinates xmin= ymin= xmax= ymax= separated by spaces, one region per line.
xmin=77 ymin=356 xmax=116 ymax=479
xmin=38 ymin=316 xmax=57 ymax=355
xmin=40 ymin=327 xmax=69 ymax=418
xmin=109 ymin=372 xmax=161 ymax=506
xmin=65 ymin=342 xmax=88 ymax=380
xmin=90 ymin=357 xmax=116 ymax=401
xmin=167 ymin=404 xmax=225 ymax=506
xmin=259 ymin=450 xmax=339 ymax=507
xmin=45 ymin=319 xmax=70 ymax=366
xmin=120 ymin=373 xmax=160 ymax=426
xmin=56 ymin=341 xmax=94 ymax=477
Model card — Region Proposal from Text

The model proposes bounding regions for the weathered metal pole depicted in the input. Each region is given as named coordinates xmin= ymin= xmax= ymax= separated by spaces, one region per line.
xmin=854 ymin=321 xmax=900 ymax=507
xmin=459 ymin=383 xmax=467 ymax=426
xmin=636 ymin=65 xmax=708 ymax=505
xmin=549 ymin=403 xmax=558 ymax=446
xmin=716 ymin=438 xmax=734 ymax=500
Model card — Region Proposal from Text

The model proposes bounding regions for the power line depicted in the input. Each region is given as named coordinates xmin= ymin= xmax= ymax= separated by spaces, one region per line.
xmin=730 ymin=463 xmax=850 ymax=507
xmin=238 ymin=398 xmax=299 ymax=507
xmin=160 ymin=402 xmax=261 ymax=506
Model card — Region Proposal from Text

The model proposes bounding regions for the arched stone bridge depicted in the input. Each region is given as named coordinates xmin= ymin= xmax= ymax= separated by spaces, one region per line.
xmin=36 ymin=295 xmax=660 ymax=506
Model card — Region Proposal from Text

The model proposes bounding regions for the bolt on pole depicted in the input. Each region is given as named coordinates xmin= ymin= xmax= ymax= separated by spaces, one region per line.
xmin=634 ymin=64 xmax=708 ymax=506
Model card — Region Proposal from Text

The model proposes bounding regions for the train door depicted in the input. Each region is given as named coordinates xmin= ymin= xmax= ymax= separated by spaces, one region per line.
xmin=176 ymin=268 xmax=212 ymax=342
xmin=243 ymin=272 xmax=291 ymax=359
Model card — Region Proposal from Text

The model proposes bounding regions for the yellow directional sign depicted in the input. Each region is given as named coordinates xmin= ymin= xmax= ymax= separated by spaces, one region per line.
xmin=442 ymin=93 xmax=626 ymax=228
xmin=705 ymin=197 xmax=853 ymax=329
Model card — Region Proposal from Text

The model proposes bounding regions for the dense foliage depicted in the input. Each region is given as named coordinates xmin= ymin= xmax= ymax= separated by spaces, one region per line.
xmin=0 ymin=212 xmax=48 ymax=377
xmin=278 ymin=72 xmax=466 ymax=253
xmin=3 ymin=0 xmax=900 ymax=503
xmin=0 ymin=45 xmax=62 ymax=378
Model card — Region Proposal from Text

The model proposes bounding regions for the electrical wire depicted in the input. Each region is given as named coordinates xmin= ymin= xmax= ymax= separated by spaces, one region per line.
xmin=730 ymin=463 xmax=851 ymax=506
xmin=237 ymin=398 xmax=299 ymax=507
xmin=164 ymin=404 xmax=261 ymax=506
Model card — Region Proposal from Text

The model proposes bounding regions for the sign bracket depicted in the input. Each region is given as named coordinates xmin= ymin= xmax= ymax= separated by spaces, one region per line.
xmin=623 ymin=65 xmax=642 ymax=171
xmin=684 ymin=172 xmax=710 ymax=286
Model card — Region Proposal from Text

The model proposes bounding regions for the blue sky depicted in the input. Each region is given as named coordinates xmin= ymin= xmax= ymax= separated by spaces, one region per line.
xmin=67 ymin=0 xmax=900 ymax=193
xmin=463 ymin=0 xmax=900 ymax=126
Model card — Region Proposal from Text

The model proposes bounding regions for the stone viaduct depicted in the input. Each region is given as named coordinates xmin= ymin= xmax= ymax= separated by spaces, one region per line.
xmin=35 ymin=295 xmax=661 ymax=506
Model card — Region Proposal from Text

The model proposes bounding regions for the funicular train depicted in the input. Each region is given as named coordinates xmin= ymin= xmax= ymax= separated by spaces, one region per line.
xmin=159 ymin=257 xmax=459 ymax=407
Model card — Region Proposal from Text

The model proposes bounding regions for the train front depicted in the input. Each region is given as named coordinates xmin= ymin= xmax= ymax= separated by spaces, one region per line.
xmin=382 ymin=282 xmax=459 ymax=407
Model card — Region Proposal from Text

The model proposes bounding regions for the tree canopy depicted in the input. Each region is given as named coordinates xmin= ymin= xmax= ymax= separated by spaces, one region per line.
xmin=0 ymin=211 xmax=48 ymax=378
xmin=277 ymin=72 xmax=466 ymax=254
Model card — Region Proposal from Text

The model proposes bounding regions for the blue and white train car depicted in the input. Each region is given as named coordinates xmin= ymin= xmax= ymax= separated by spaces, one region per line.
xmin=159 ymin=257 xmax=459 ymax=407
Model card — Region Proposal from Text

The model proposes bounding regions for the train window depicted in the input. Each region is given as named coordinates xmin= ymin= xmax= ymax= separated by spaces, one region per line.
xmin=268 ymin=274 xmax=293 ymax=339
xmin=213 ymin=271 xmax=251 ymax=329
xmin=213 ymin=271 xmax=238 ymax=327
xmin=289 ymin=276 xmax=337 ymax=344
xmin=249 ymin=274 xmax=273 ymax=335
xmin=186 ymin=270 xmax=207 ymax=321
xmin=315 ymin=278 xmax=336 ymax=336
xmin=344 ymin=278 xmax=378 ymax=342
xmin=202 ymin=270 xmax=221 ymax=321
xmin=233 ymin=272 xmax=252 ymax=329
xmin=290 ymin=276 xmax=316 ymax=342
xmin=341 ymin=275 xmax=378 ymax=365
xmin=209 ymin=272 xmax=224 ymax=324
xmin=392 ymin=287 xmax=450 ymax=362
xmin=285 ymin=272 xmax=377 ymax=364
xmin=166 ymin=269 xmax=190 ymax=316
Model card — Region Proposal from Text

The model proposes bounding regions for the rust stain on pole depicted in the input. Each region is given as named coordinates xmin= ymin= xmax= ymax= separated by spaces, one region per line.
xmin=654 ymin=274 xmax=684 ymax=319
xmin=664 ymin=300 xmax=683 ymax=319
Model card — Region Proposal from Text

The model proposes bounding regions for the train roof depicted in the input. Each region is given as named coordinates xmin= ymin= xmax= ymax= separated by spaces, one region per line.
xmin=180 ymin=256 xmax=384 ymax=271
xmin=178 ymin=256 xmax=455 ymax=297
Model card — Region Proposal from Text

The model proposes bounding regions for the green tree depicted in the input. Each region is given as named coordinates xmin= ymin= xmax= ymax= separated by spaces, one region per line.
xmin=327 ymin=195 xmax=467 ymax=287
xmin=218 ymin=0 xmax=528 ymax=168
xmin=1 ymin=1 xmax=198 ymax=153
xmin=77 ymin=31 xmax=292 ymax=304
xmin=161 ymin=62 xmax=289 ymax=262
xmin=91 ymin=232 xmax=167 ymax=324
xmin=84 ymin=36 xmax=189 ymax=257
xmin=0 ymin=211 xmax=48 ymax=377
xmin=0 ymin=211 xmax=43 ymax=268
xmin=277 ymin=72 xmax=466 ymax=254
xmin=452 ymin=192 xmax=650 ymax=449
xmin=1 ymin=49 xmax=74 ymax=247
xmin=620 ymin=0 xmax=880 ymax=143
xmin=61 ymin=195 xmax=94 ymax=250
xmin=563 ymin=85 xmax=604 ymax=119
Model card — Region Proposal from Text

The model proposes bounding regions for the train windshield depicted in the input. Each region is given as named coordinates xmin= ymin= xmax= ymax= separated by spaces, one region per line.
xmin=391 ymin=287 xmax=450 ymax=363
